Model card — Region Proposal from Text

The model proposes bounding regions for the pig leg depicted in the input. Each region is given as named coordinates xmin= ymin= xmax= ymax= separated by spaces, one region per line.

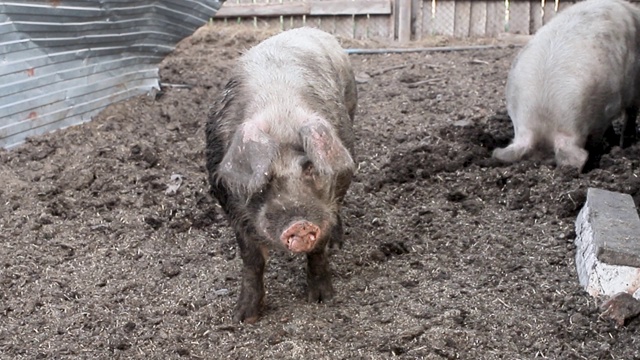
xmin=553 ymin=133 xmax=588 ymax=171
xmin=603 ymin=124 xmax=619 ymax=147
xmin=233 ymin=232 xmax=267 ymax=323
xmin=492 ymin=130 xmax=534 ymax=163
xmin=328 ymin=214 xmax=344 ymax=249
xmin=621 ymin=105 xmax=638 ymax=148
xmin=306 ymin=247 xmax=334 ymax=303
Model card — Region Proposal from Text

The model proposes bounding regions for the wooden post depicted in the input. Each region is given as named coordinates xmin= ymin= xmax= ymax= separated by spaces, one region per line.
xmin=397 ymin=0 xmax=412 ymax=42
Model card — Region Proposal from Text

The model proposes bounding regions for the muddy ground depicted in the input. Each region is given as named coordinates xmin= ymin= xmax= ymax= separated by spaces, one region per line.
xmin=2 ymin=24 xmax=640 ymax=359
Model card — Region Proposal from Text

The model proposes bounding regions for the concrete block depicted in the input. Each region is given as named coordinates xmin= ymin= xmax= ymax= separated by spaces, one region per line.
xmin=575 ymin=188 xmax=640 ymax=300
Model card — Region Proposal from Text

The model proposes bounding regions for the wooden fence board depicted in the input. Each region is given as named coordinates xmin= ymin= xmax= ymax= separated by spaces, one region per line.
xmin=453 ymin=1 xmax=471 ymax=38
xmin=311 ymin=0 xmax=391 ymax=15
xmin=485 ymin=1 xmax=505 ymax=36
xmin=288 ymin=15 xmax=306 ymax=31
xmin=469 ymin=2 xmax=487 ymax=37
xmin=317 ymin=15 xmax=338 ymax=34
xmin=412 ymin=0 xmax=422 ymax=40
xmin=542 ymin=0 xmax=555 ymax=25
xmin=285 ymin=0 xmax=299 ymax=30
xmin=432 ymin=0 xmax=455 ymax=36
xmin=530 ymin=0 xmax=543 ymax=33
xmin=212 ymin=0 xmax=640 ymax=41
xmin=557 ymin=1 xmax=575 ymax=13
xmin=215 ymin=0 xmax=392 ymax=17
xmin=398 ymin=0 xmax=412 ymax=41
xmin=367 ymin=14 xmax=393 ymax=38
xmin=256 ymin=0 xmax=281 ymax=30
xmin=354 ymin=14 xmax=369 ymax=39
xmin=421 ymin=0 xmax=434 ymax=37
xmin=333 ymin=16 xmax=356 ymax=38
xmin=508 ymin=1 xmax=530 ymax=34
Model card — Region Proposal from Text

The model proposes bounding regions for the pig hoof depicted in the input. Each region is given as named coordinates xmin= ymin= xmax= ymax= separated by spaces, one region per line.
xmin=233 ymin=304 xmax=261 ymax=324
xmin=492 ymin=146 xmax=523 ymax=163
xmin=233 ymin=290 xmax=264 ymax=323
xmin=328 ymin=235 xmax=343 ymax=249
xmin=555 ymin=147 xmax=588 ymax=172
xmin=308 ymin=279 xmax=334 ymax=303
xmin=281 ymin=221 xmax=321 ymax=253
xmin=621 ymin=134 xmax=637 ymax=148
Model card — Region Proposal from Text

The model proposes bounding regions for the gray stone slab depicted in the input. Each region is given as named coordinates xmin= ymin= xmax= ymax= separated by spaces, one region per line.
xmin=581 ymin=188 xmax=640 ymax=268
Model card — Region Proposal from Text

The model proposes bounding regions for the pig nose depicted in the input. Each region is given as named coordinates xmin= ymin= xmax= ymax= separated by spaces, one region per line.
xmin=280 ymin=220 xmax=321 ymax=253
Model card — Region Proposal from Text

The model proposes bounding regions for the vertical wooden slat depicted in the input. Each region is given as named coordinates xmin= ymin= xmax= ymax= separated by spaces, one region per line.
xmin=422 ymin=0 xmax=434 ymax=37
xmin=255 ymin=0 xmax=280 ymax=31
xmin=389 ymin=0 xmax=397 ymax=41
xmin=287 ymin=0 xmax=304 ymax=32
xmin=453 ymin=1 xmax=471 ymax=38
xmin=238 ymin=0 xmax=256 ymax=28
xmin=368 ymin=15 xmax=392 ymax=39
xmin=432 ymin=0 xmax=455 ymax=36
xmin=412 ymin=0 xmax=423 ymax=40
xmin=508 ymin=1 xmax=531 ymax=34
xmin=354 ymin=14 xmax=369 ymax=40
xmin=317 ymin=15 xmax=337 ymax=34
xmin=485 ymin=1 xmax=505 ymax=36
xmin=542 ymin=0 xmax=556 ymax=25
xmin=331 ymin=13 xmax=354 ymax=39
xmin=398 ymin=0 xmax=412 ymax=41
xmin=557 ymin=1 xmax=574 ymax=13
xmin=469 ymin=1 xmax=487 ymax=37
xmin=530 ymin=0 xmax=543 ymax=34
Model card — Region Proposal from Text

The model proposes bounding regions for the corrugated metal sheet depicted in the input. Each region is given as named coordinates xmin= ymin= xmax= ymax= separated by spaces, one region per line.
xmin=0 ymin=0 xmax=225 ymax=149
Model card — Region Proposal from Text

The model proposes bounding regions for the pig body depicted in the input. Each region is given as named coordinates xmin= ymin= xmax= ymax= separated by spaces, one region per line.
xmin=205 ymin=27 xmax=357 ymax=323
xmin=493 ymin=0 xmax=640 ymax=171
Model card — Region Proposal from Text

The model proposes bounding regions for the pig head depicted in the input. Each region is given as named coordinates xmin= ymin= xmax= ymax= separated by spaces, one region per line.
xmin=216 ymin=114 xmax=355 ymax=253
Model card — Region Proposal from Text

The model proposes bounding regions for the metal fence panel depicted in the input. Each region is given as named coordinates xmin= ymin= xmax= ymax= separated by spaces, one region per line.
xmin=0 ymin=0 xmax=224 ymax=149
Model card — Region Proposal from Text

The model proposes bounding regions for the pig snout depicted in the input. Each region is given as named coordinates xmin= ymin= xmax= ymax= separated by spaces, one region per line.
xmin=280 ymin=220 xmax=321 ymax=253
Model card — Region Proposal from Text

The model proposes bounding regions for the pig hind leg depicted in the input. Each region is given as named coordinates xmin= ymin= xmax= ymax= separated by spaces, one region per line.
xmin=492 ymin=130 xmax=535 ymax=163
xmin=553 ymin=133 xmax=588 ymax=171
xmin=621 ymin=105 xmax=638 ymax=148
xmin=233 ymin=232 xmax=267 ymax=323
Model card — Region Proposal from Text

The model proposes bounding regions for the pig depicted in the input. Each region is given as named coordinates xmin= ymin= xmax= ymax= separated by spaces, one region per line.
xmin=204 ymin=27 xmax=357 ymax=323
xmin=492 ymin=0 xmax=640 ymax=171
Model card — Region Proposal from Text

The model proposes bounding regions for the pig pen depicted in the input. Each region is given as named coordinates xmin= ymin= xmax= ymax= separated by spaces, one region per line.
xmin=1 ymin=24 xmax=640 ymax=359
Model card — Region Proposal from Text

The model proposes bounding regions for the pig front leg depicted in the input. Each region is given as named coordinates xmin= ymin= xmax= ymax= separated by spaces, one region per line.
xmin=233 ymin=232 xmax=267 ymax=323
xmin=307 ymin=215 xmax=345 ymax=301
xmin=306 ymin=215 xmax=345 ymax=301
xmin=621 ymin=105 xmax=638 ymax=148
xmin=306 ymin=247 xmax=334 ymax=303
xmin=328 ymin=214 xmax=344 ymax=249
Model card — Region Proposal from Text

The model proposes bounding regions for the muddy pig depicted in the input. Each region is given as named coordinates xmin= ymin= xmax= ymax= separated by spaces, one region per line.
xmin=205 ymin=27 xmax=357 ymax=323
xmin=492 ymin=0 xmax=640 ymax=171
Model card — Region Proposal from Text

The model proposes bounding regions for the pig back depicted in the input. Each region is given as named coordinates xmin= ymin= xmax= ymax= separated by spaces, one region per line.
xmin=236 ymin=27 xmax=357 ymax=151
xmin=506 ymin=0 xmax=640 ymax=135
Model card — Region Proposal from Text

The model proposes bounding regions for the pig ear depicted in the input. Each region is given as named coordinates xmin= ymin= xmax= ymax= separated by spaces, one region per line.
xmin=299 ymin=119 xmax=355 ymax=176
xmin=217 ymin=123 xmax=277 ymax=195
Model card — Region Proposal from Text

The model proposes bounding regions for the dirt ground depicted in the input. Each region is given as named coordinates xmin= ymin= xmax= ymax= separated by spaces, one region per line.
xmin=2 ymin=23 xmax=640 ymax=360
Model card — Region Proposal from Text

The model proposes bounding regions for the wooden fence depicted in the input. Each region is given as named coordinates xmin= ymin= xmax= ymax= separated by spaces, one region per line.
xmin=213 ymin=0 xmax=640 ymax=41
